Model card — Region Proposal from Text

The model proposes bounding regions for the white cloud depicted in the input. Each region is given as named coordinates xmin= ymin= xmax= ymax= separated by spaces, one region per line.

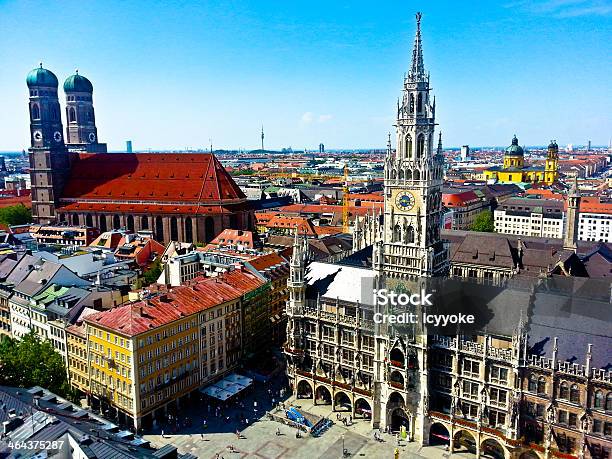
xmin=318 ymin=114 xmax=333 ymax=123
xmin=301 ymin=112 xmax=314 ymax=124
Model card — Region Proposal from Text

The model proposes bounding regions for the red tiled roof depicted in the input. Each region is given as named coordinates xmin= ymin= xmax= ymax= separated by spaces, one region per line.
xmin=279 ymin=204 xmax=373 ymax=216
xmin=57 ymin=202 xmax=231 ymax=215
xmin=248 ymin=252 xmax=287 ymax=271
xmin=60 ymin=153 xmax=246 ymax=206
xmin=579 ymin=197 xmax=612 ymax=215
xmin=85 ymin=269 xmax=265 ymax=337
xmin=0 ymin=195 xmax=31 ymax=209
xmin=442 ymin=191 xmax=481 ymax=207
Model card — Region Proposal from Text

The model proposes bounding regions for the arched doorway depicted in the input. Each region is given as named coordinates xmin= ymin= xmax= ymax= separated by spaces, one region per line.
xmin=482 ymin=438 xmax=505 ymax=459
xmin=429 ymin=422 xmax=450 ymax=447
xmin=204 ymin=217 xmax=215 ymax=243
xmin=334 ymin=391 xmax=351 ymax=412
xmin=127 ymin=215 xmax=134 ymax=232
xmin=112 ymin=214 xmax=121 ymax=230
xmin=390 ymin=407 xmax=410 ymax=432
xmin=141 ymin=216 xmax=149 ymax=230
xmin=99 ymin=215 xmax=107 ymax=232
xmin=454 ymin=430 xmax=477 ymax=455
xmin=72 ymin=214 xmax=80 ymax=225
xmin=314 ymin=386 xmax=331 ymax=405
xmin=155 ymin=217 xmax=164 ymax=242
xmin=85 ymin=214 xmax=93 ymax=227
xmin=355 ymin=398 xmax=372 ymax=419
xmin=170 ymin=217 xmax=178 ymax=241
xmin=184 ymin=217 xmax=193 ymax=243
xmin=296 ymin=380 xmax=313 ymax=399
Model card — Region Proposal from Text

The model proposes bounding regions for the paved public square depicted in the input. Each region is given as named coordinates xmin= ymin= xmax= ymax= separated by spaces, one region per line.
xmin=142 ymin=378 xmax=477 ymax=459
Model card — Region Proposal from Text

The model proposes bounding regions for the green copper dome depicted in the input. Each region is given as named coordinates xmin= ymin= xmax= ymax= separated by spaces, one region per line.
xmin=505 ymin=135 xmax=524 ymax=156
xmin=26 ymin=64 xmax=58 ymax=88
xmin=63 ymin=71 xmax=93 ymax=93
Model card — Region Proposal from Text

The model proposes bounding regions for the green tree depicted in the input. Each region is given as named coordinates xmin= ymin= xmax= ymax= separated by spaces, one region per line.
xmin=0 ymin=204 xmax=32 ymax=226
xmin=0 ymin=332 xmax=72 ymax=399
xmin=141 ymin=257 xmax=162 ymax=286
xmin=469 ymin=210 xmax=495 ymax=232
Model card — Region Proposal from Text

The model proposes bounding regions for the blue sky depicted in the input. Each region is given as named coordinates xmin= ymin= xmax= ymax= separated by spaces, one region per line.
xmin=0 ymin=0 xmax=610 ymax=151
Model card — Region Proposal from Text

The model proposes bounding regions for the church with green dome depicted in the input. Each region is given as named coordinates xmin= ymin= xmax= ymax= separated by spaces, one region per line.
xmin=483 ymin=135 xmax=559 ymax=185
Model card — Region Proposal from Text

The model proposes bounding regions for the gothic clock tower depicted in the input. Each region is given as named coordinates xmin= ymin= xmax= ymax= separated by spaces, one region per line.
xmin=382 ymin=13 xmax=448 ymax=279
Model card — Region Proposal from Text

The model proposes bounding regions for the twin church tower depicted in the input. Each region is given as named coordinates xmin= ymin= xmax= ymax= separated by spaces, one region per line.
xmin=27 ymin=65 xmax=106 ymax=223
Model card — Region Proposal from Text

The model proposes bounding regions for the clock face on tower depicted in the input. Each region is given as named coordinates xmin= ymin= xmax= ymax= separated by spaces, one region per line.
xmin=395 ymin=191 xmax=416 ymax=211
xmin=88 ymin=132 xmax=96 ymax=142
xmin=53 ymin=131 xmax=62 ymax=142
xmin=33 ymin=130 xmax=42 ymax=142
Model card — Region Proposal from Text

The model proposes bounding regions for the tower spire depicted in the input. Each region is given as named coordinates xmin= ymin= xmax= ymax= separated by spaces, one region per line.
xmin=261 ymin=125 xmax=265 ymax=151
xmin=408 ymin=12 xmax=425 ymax=82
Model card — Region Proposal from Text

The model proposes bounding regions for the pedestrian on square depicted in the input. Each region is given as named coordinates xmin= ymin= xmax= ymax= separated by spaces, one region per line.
xmin=161 ymin=429 xmax=164 ymax=438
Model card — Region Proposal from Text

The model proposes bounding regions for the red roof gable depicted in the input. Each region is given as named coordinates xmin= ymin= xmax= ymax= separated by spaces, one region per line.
xmin=61 ymin=153 xmax=246 ymax=205
xmin=85 ymin=269 xmax=265 ymax=337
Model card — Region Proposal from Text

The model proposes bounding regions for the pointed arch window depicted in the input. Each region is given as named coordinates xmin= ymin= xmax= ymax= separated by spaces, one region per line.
xmin=537 ymin=377 xmax=546 ymax=394
xmin=569 ymin=384 xmax=580 ymax=403
xmin=155 ymin=217 xmax=164 ymax=241
xmin=31 ymin=104 xmax=40 ymax=120
xmin=170 ymin=216 xmax=179 ymax=241
xmin=559 ymin=382 xmax=569 ymax=400
xmin=127 ymin=215 xmax=135 ymax=232
xmin=405 ymin=135 xmax=412 ymax=159
xmin=417 ymin=93 xmax=423 ymax=113
xmin=594 ymin=391 xmax=603 ymax=408
xmin=393 ymin=224 xmax=401 ymax=243
xmin=406 ymin=225 xmax=415 ymax=244
xmin=413 ymin=169 xmax=420 ymax=181
xmin=99 ymin=215 xmax=108 ymax=232
xmin=69 ymin=107 xmax=76 ymax=123
xmin=410 ymin=94 xmax=415 ymax=113
xmin=416 ymin=134 xmax=425 ymax=159
xmin=185 ymin=217 xmax=193 ymax=243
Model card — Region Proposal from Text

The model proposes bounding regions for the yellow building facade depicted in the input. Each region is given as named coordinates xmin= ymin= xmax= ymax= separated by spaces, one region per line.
xmin=71 ymin=269 xmax=263 ymax=430
xmin=66 ymin=322 xmax=90 ymax=394
xmin=483 ymin=136 xmax=558 ymax=185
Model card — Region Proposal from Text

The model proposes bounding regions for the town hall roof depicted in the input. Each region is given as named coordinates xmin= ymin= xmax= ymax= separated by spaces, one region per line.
xmin=58 ymin=153 xmax=246 ymax=214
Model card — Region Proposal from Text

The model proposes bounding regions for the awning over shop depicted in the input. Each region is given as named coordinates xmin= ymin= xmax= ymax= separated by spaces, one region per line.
xmin=200 ymin=373 xmax=253 ymax=401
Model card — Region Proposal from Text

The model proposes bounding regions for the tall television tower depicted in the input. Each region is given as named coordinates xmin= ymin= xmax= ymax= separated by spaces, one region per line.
xmin=261 ymin=125 xmax=265 ymax=151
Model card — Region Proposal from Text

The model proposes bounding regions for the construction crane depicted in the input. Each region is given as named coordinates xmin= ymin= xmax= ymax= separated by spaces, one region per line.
xmin=342 ymin=164 xmax=349 ymax=233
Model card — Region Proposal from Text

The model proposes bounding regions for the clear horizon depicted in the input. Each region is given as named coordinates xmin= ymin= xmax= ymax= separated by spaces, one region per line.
xmin=1 ymin=0 xmax=610 ymax=152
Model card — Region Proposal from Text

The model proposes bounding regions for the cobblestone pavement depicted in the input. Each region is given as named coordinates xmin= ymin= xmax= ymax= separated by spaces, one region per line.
xmin=143 ymin=381 xmax=477 ymax=458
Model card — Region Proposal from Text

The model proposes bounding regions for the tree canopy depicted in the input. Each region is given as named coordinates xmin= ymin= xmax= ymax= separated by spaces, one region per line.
xmin=0 ymin=333 xmax=74 ymax=400
xmin=0 ymin=204 xmax=32 ymax=226
xmin=469 ymin=210 xmax=495 ymax=232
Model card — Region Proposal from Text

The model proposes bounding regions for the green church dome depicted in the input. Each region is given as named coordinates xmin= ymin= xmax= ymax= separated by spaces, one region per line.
xmin=505 ymin=135 xmax=524 ymax=156
xmin=63 ymin=71 xmax=93 ymax=93
xmin=26 ymin=64 xmax=58 ymax=88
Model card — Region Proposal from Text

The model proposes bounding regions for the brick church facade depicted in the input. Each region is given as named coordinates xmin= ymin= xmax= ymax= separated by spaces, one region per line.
xmin=26 ymin=65 xmax=253 ymax=243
